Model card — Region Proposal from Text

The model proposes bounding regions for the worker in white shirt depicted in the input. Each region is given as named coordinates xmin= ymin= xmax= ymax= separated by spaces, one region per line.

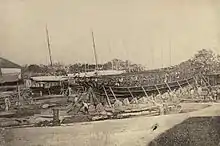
xmin=217 ymin=88 xmax=220 ymax=100
xmin=197 ymin=86 xmax=202 ymax=96
xmin=164 ymin=73 xmax=169 ymax=83
xmin=190 ymin=88 xmax=195 ymax=98
xmin=4 ymin=97 xmax=11 ymax=111
xmin=115 ymin=82 xmax=120 ymax=86
xmin=82 ymin=101 xmax=89 ymax=114
xmin=67 ymin=86 xmax=72 ymax=102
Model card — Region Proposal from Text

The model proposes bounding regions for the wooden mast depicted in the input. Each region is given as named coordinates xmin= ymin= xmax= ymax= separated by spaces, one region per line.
xmin=91 ymin=30 xmax=98 ymax=72
xmin=169 ymin=38 xmax=172 ymax=66
xmin=122 ymin=40 xmax=130 ymax=72
xmin=46 ymin=25 xmax=53 ymax=66
xmin=108 ymin=41 xmax=114 ymax=70
xmin=161 ymin=46 xmax=164 ymax=68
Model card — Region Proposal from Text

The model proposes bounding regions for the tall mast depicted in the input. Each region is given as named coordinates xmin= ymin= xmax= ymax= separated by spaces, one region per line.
xmin=122 ymin=40 xmax=130 ymax=72
xmin=161 ymin=47 xmax=164 ymax=68
xmin=46 ymin=25 xmax=53 ymax=66
xmin=108 ymin=41 xmax=114 ymax=70
xmin=91 ymin=30 xmax=98 ymax=71
xmin=169 ymin=38 xmax=172 ymax=66
xmin=84 ymin=62 xmax=86 ymax=72
xmin=151 ymin=46 xmax=154 ymax=69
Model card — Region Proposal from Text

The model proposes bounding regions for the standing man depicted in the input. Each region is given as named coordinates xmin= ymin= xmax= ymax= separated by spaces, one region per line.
xmin=217 ymin=87 xmax=220 ymax=100
xmin=164 ymin=73 xmax=169 ymax=83
xmin=197 ymin=86 xmax=202 ymax=96
xmin=4 ymin=97 xmax=11 ymax=111
xmin=67 ymin=86 xmax=72 ymax=102
xmin=190 ymin=87 xmax=195 ymax=98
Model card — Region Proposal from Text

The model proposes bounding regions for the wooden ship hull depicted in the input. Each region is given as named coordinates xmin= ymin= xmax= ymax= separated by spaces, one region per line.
xmin=93 ymin=77 xmax=194 ymax=100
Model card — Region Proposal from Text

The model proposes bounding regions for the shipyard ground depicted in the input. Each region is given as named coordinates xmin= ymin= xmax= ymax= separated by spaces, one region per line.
xmin=1 ymin=103 xmax=220 ymax=146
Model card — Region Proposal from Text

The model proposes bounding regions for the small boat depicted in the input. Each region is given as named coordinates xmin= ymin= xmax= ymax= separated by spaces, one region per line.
xmin=0 ymin=111 xmax=16 ymax=118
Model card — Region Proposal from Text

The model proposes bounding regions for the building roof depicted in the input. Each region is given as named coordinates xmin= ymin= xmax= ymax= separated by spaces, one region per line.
xmin=0 ymin=57 xmax=21 ymax=68
xmin=30 ymin=76 xmax=68 ymax=82
xmin=68 ymin=70 xmax=125 ymax=78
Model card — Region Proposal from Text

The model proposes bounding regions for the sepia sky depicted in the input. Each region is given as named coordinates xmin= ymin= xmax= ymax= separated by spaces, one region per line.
xmin=1 ymin=0 xmax=220 ymax=69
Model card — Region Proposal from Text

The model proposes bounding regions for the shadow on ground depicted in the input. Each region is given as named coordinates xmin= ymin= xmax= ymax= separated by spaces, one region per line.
xmin=148 ymin=116 xmax=220 ymax=146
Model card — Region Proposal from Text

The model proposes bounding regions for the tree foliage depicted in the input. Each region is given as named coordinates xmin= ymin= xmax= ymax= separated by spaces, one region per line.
xmin=23 ymin=49 xmax=220 ymax=76
xmin=190 ymin=49 xmax=220 ymax=73
xmin=27 ymin=64 xmax=42 ymax=73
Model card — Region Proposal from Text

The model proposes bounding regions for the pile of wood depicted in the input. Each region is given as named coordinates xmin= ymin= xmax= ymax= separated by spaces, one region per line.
xmin=89 ymin=102 xmax=182 ymax=121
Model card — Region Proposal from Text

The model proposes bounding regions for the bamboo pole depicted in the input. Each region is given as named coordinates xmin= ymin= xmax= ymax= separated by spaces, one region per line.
xmin=165 ymin=82 xmax=172 ymax=92
xmin=103 ymin=86 xmax=112 ymax=107
xmin=169 ymin=38 xmax=172 ymax=66
xmin=127 ymin=87 xmax=134 ymax=98
xmin=45 ymin=25 xmax=53 ymax=66
xmin=155 ymin=85 xmax=161 ymax=95
xmin=193 ymin=77 xmax=198 ymax=88
xmin=91 ymin=30 xmax=98 ymax=71
xmin=141 ymin=86 xmax=148 ymax=97
xmin=177 ymin=81 xmax=183 ymax=89
xmin=186 ymin=79 xmax=192 ymax=87
xmin=201 ymin=75 xmax=211 ymax=87
xmin=109 ymin=87 xmax=117 ymax=100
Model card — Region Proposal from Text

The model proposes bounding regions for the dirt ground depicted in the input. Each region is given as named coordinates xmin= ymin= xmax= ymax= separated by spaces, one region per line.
xmin=1 ymin=103 xmax=220 ymax=146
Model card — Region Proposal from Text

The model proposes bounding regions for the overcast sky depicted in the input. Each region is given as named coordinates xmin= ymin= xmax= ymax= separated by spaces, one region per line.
xmin=1 ymin=0 xmax=220 ymax=69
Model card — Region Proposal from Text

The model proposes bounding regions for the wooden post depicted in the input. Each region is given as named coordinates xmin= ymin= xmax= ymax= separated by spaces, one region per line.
xmin=53 ymin=108 xmax=59 ymax=121
xmin=52 ymin=108 xmax=60 ymax=126
xmin=17 ymin=82 xmax=22 ymax=105
xmin=141 ymin=86 xmax=148 ymax=97
xmin=109 ymin=87 xmax=117 ymax=100
xmin=127 ymin=87 xmax=134 ymax=98
xmin=103 ymin=86 xmax=112 ymax=107
xmin=155 ymin=85 xmax=161 ymax=95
